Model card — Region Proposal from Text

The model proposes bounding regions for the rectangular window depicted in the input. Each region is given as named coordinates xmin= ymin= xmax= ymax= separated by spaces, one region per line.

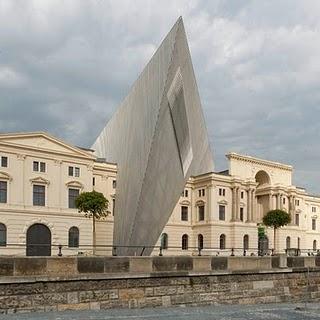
xmin=74 ymin=167 xmax=80 ymax=177
xmin=312 ymin=206 xmax=317 ymax=213
xmin=33 ymin=161 xmax=46 ymax=172
xmin=68 ymin=166 xmax=73 ymax=176
xmin=198 ymin=205 xmax=205 ymax=221
xmin=283 ymin=197 xmax=286 ymax=205
xmin=181 ymin=206 xmax=188 ymax=221
xmin=0 ymin=181 xmax=7 ymax=203
xmin=33 ymin=161 xmax=39 ymax=172
xmin=40 ymin=162 xmax=46 ymax=173
xmin=93 ymin=177 xmax=95 ymax=186
xmin=202 ymin=189 xmax=205 ymax=197
xmin=241 ymin=191 xmax=244 ymax=199
xmin=240 ymin=207 xmax=244 ymax=221
xmin=185 ymin=190 xmax=188 ymax=197
xmin=1 ymin=157 xmax=8 ymax=168
xmin=112 ymin=180 xmax=116 ymax=189
xmin=68 ymin=188 xmax=80 ymax=209
xmin=219 ymin=188 xmax=226 ymax=196
xmin=198 ymin=190 xmax=201 ymax=197
xmin=112 ymin=199 xmax=115 ymax=216
xmin=219 ymin=205 xmax=225 ymax=221
xmin=33 ymin=185 xmax=45 ymax=206
xmin=295 ymin=199 xmax=300 ymax=206
xmin=295 ymin=214 xmax=299 ymax=226
xmin=312 ymin=219 xmax=316 ymax=230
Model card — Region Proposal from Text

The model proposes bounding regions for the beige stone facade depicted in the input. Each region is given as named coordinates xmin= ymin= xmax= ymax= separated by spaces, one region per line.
xmin=0 ymin=132 xmax=319 ymax=256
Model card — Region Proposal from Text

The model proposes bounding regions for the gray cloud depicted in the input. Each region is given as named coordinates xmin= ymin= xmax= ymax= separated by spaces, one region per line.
xmin=1 ymin=0 xmax=320 ymax=192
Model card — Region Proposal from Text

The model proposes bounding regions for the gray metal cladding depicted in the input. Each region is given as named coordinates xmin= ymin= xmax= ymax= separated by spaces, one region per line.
xmin=92 ymin=17 xmax=214 ymax=256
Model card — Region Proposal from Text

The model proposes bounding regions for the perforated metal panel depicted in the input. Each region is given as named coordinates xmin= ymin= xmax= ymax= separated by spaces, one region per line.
xmin=92 ymin=17 xmax=214 ymax=256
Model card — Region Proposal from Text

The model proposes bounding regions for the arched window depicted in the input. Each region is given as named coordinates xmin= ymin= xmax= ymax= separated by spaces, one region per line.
xmin=160 ymin=233 xmax=168 ymax=249
xmin=219 ymin=234 xmax=226 ymax=250
xmin=182 ymin=234 xmax=188 ymax=250
xmin=286 ymin=236 xmax=291 ymax=250
xmin=243 ymin=235 xmax=249 ymax=250
xmin=313 ymin=240 xmax=317 ymax=251
xmin=68 ymin=227 xmax=79 ymax=248
xmin=198 ymin=234 xmax=204 ymax=250
xmin=0 ymin=223 xmax=6 ymax=246
xmin=297 ymin=237 xmax=301 ymax=250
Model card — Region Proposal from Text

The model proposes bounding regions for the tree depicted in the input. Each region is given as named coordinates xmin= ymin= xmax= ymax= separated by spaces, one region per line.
xmin=75 ymin=191 xmax=109 ymax=254
xmin=262 ymin=209 xmax=291 ymax=254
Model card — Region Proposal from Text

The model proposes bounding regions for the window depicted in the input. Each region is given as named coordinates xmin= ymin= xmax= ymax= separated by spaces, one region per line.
xmin=92 ymin=177 xmax=95 ymax=186
xmin=219 ymin=234 xmax=226 ymax=250
xmin=312 ymin=219 xmax=316 ymax=231
xmin=286 ymin=236 xmax=291 ymax=250
xmin=112 ymin=180 xmax=116 ymax=189
xmin=295 ymin=214 xmax=299 ymax=226
xmin=161 ymin=233 xmax=168 ymax=249
xmin=297 ymin=237 xmax=300 ymax=249
xmin=0 ymin=223 xmax=6 ymax=246
xmin=182 ymin=234 xmax=188 ymax=250
xmin=295 ymin=199 xmax=300 ymax=206
xmin=181 ymin=206 xmax=188 ymax=221
xmin=219 ymin=205 xmax=225 ymax=221
xmin=312 ymin=206 xmax=317 ymax=213
xmin=33 ymin=161 xmax=46 ymax=173
xmin=198 ymin=189 xmax=205 ymax=197
xmin=0 ymin=181 xmax=7 ymax=203
xmin=243 ymin=235 xmax=249 ymax=250
xmin=240 ymin=207 xmax=244 ymax=221
xmin=313 ymin=240 xmax=317 ymax=251
xmin=241 ymin=191 xmax=244 ymax=199
xmin=68 ymin=227 xmax=79 ymax=248
xmin=198 ymin=234 xmax=204 ymax=250
xmin=68 ymin=188 xmax=80 ymax=209
xmin=68 ymin=166 xmax=80 ymax=177
xmin=112 ymin=199 xmax=115 ymax=216
xmin=198 ymin=205 xmax=204 ymax=221
xmin=1 ymin=156 xmax=7 ymax=168
xmin=219 ymin=188 xmax=226 ymax=196
xmin=202 ymin=189 xmax=205 ymax=197
xmin=283 ymin=197 xmax=286 ymax=205
xmin=182 ymin=189 xmax=188 ymax=197
xmin=33 ymin=185 xmax=45 ymax=206
xmin=74 ymin=167 xmax=80 ymax=177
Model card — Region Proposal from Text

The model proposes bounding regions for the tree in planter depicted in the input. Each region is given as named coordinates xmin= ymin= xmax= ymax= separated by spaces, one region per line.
xmin=75 ymin=191 xmax=109 ymax=254
xmin=262 ymin=209 xmax=291 ymax=254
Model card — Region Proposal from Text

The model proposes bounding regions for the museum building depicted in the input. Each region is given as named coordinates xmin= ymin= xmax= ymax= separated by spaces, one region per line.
xmin=0 ymin=131 xmax=319 ymax=256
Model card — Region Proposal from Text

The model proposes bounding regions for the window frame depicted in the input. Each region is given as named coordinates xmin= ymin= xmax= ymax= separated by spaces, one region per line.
xmin=0 ymin=181 xmax=7 ymax=204
xmin=0 ymin=223 xmax=6 ymax=247
xmin=181 ymin=206 xmax=188 ymax=221
xmin=1 ymin=156 xmax=8 ymax=168
xmin=182 ymin=234 xmax=188 ymax=250
xmin=219 ymin=205 xmax=225 ymax=221
xmin=68 ymin=188 xmax=80 ymax=209
xmin=33 ymin=184 xmax=46 ymax=206
xmin=198 ymin=205 xmax=205 ymax=221
xmin=68 ymin=226 xmax=79 ymax=248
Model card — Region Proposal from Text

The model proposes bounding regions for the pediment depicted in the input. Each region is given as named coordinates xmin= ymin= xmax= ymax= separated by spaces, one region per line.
xmin=180 ymin=200 xmax=190 ymax=206
xmin=218 ymin=200 xmax=228 ymax=205
xmin=30 ymin=176 xmax=50 ymax=185
xmin=195 ymin=200 xmax=205 ymax=206
xmin=0 ymin=171 xmax=12 ymax=181
xmin=0 ymin=132 xmax=95 ymax=160
xmin=66 ymin=180 xmax=84 ymax=190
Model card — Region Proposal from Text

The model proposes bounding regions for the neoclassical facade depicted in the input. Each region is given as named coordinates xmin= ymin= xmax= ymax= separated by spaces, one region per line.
xmin=0 ymin=132 xmax=319 ymax=256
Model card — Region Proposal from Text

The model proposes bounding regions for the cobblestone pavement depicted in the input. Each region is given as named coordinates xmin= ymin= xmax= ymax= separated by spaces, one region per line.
xmin=1 ymin=303 xmax=320 ymax=320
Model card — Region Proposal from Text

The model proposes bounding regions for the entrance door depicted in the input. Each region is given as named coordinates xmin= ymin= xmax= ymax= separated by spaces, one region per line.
xmin=26 ymin=224 xmax=51 ymax=256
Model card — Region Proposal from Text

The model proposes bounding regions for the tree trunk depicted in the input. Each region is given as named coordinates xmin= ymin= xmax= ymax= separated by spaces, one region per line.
xmin=273 ymin=226 xmax=277 ymax=255
xmin=93 ymin=215 xmax=96 ymax=255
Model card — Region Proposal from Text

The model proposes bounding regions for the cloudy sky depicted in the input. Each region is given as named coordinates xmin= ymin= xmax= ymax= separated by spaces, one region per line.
xmin=1 ymin=0 xmax=320 ymax=192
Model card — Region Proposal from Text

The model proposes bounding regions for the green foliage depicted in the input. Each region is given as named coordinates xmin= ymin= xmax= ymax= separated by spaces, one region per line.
xmin=258 ymin=225 xmax=265 ymax=239
xmin=262 ymin=209 xmax=291 ymax=229
xmin=75 ymin=190 xmax=109 ymax=220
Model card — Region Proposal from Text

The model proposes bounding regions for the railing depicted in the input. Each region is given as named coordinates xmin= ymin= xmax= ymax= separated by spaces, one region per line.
xmin=0 ymin=243 xmax=299 ymax=257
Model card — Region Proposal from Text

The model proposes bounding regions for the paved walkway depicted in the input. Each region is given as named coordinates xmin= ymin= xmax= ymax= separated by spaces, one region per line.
xmin=1 ymin=303 xmax=320 ymax=319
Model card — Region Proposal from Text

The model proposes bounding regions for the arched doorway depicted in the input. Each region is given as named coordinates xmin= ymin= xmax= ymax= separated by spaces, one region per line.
xmin=255 ymin=170 xmax=271 ymax=221
xmin=26 ymin=224 xmax=51 ymax=256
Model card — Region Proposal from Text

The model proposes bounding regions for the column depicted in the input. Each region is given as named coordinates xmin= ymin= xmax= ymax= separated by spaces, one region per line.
xmin=251 ymin=189 xmax=255 ymax=222
xmin=236 ymin=187 xmax=240 ymax=221
xmin=246 ymin=189 xmax=251 ymax=222
xmin=269 ymin=192 xmax=273 ymax=211
xmin=231 ymin=186 xmax=236 ymax=221
xmin=276 ymin=193 xmax=280 ymax=209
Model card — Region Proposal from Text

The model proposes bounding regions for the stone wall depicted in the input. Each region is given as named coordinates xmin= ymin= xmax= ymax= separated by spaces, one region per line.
xmin=0 ymin=256 xmax=320 ymax=314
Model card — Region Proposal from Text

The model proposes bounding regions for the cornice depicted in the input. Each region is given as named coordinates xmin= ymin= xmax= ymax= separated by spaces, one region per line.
xmin=227 ymin=152 xmax=293 ymax=171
